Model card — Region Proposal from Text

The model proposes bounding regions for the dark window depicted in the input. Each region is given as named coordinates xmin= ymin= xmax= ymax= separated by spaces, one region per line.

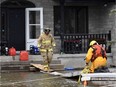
xmin=54 ymin=6 xmax=88 ymax=36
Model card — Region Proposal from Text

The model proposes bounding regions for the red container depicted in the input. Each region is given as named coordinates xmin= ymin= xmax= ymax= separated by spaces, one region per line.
xmin=9 ymin=47 xmax=16 ymax=56
xmin=20 ymin=51 xmax=28 ymax=61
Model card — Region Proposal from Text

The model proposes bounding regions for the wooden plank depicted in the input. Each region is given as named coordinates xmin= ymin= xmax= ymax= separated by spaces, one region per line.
xmin=30 ymin=63 xmax=81 ymax=77
xmin=30 ymin=63 xmax=54 ymax=72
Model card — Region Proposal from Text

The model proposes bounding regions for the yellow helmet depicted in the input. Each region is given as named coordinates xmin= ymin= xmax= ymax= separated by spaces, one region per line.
xmin=89 ymin=40 xmax=97 ymax=46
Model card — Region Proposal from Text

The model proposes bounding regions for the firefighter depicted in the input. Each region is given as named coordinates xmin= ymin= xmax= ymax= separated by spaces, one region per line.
xmin=37 ymin=27 xmax=56 ymax=71
xmin=85 ymin=40 xmax=108 ymax=73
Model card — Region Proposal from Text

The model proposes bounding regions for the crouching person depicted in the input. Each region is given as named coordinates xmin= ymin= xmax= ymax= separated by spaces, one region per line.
xmin=85 ymin=40 xmax=109 ymax=73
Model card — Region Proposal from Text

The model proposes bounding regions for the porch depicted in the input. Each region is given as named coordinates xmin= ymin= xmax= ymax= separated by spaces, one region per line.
xmin=61 ymin=31 xmax=111 ymax=54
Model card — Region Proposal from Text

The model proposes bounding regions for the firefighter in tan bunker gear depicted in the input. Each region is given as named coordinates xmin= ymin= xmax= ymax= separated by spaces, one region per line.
xmin=38 ymin=28 xmax=56 ymax=71
xmin=85 ymin=40 xmax=107 ymax=73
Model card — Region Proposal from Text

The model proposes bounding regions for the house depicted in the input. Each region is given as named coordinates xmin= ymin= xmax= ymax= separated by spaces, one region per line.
xmin=0 ymin=0 xmax=116 ymax=66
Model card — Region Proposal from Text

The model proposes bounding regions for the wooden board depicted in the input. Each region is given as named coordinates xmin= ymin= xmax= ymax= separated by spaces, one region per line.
xmin=30 ymin=63 xmax=54 ymax=72
xmin=30 ymin=63 xmax=80 ymax=77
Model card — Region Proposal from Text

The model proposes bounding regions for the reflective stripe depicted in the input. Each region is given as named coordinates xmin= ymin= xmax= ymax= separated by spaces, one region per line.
xmin=48 ymin=48 xmax=53 ymax=52
xmin=40 ymin=49 xmax=47 ymax=52
xmin=42 ymin=40 xmax=51 ymax=44
xmin=40 ymin=48 xmax=53 ymax=52
xmin=38 ymin=44 xmax=41 ymax=47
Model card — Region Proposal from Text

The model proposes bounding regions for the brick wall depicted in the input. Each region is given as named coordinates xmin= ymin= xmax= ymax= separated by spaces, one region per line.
xmin=89 ymin=3 xmax=115 ymax=34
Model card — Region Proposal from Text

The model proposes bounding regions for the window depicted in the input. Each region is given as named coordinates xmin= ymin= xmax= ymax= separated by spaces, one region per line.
xmin=54 ymin=6 xmax=88 ymax=36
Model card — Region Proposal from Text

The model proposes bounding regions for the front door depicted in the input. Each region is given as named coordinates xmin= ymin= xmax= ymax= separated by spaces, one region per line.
xmin=9 ymin=8 xmax=25 ymax=50
xmin=1 ymin=8 xmax=25 ymax=51
xmin=25 ymin=8 xmax=43 ymax=50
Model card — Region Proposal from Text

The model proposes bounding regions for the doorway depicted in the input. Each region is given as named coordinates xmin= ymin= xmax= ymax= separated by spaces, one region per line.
xmin=1 ymin=0 xmax=35 ymax=51
xmin=6 ymin=8 xmax=25 ymax=50
xmin=25 ymin=8 xmax=43 ymax=50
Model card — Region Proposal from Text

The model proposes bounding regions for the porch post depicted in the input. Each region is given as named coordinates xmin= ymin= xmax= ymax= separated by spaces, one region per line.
xmin=111 ymin=14 xmax=116 ymax=66
xmin=60 ymin=0 xmax=65 ymax=53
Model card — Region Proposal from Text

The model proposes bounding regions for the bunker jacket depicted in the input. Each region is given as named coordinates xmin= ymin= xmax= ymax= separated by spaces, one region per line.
xmin=38 ymin=32 xmax=56 ymax=52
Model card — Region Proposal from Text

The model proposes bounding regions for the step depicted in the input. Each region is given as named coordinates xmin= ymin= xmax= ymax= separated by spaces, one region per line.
xmin=1 ymin=64 xmax=64 ymax=71
xmin=0 ymin=60 xmax=61 ymax=65
xmin=1 ymin=65 xmax=30 ymax=71
xmin=50 ymin=64 xmax=64 ymax=70
xmin=0 ymin=59 xmax=64 ymax=71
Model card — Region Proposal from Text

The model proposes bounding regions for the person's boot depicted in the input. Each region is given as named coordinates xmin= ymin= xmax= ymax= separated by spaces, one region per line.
xmin=94 ymin=66 xmax=110 ymax=73
xmin=43 ymin=64 xmax=49 ymax=72
xmin=102 ymin=66 xmax=110 ymax=72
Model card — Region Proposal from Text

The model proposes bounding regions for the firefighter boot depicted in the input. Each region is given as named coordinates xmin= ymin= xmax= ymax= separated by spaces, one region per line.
xmin=43 ymin=64 xmax=49 ymax=72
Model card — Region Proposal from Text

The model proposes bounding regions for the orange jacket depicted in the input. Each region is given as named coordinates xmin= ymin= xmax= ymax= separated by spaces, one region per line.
xmin=85 ymin=46 xmax=107 ymax=72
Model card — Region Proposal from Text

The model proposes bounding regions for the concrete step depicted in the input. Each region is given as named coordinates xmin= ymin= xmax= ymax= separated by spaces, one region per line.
xmin=0 ymin=55 xmax=58 ymax=62
xmin=0 ymin=60 xmax=61 ymax=65
xmin=1 ymin=64 xmax=64 ymax=71
xmin=0 ymin=56 xmax=64 ymax=71
xmin=50 ymin=64 xmax=64 ymax=70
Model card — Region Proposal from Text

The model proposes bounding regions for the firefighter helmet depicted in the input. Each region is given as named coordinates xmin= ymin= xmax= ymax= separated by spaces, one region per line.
xmin=89 ymin=40 xmax=97 ymax=46
xmin=44 ymin=27 xmax=51 ymax=32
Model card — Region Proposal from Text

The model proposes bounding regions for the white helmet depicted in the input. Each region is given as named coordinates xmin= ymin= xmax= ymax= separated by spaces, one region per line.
xmin=44 ymin=27 xmax=51 ymax=32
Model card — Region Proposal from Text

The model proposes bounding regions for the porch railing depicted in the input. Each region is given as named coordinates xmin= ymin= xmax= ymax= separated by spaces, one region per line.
xmin=62 ymin=31 xmax=111 ymax=54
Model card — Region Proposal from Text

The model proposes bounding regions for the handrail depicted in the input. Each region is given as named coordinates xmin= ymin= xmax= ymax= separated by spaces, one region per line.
xmin=61 ymin=31 xmax=111 ymax=54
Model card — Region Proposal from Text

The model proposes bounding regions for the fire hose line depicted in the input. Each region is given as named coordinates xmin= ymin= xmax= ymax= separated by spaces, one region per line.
xmin=0 ymin=76 xmax=62 ymax=86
